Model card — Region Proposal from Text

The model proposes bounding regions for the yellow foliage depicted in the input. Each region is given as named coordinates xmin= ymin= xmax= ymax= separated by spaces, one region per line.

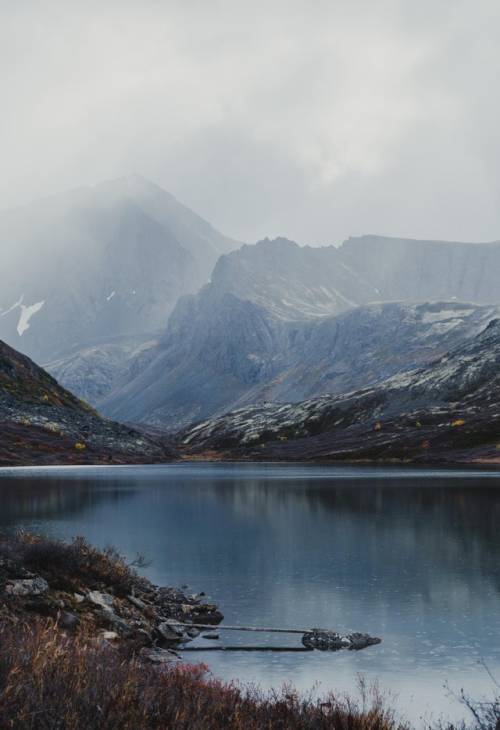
xmin=74 ymin=442 xmax=86 ymax=451
xmin=41 ymin=394 xmax=49 ymax=402
xmin=374 ymin=422 xmax=382 ymax=431
xmin=451 ymin=419 xmax=465 ymax=427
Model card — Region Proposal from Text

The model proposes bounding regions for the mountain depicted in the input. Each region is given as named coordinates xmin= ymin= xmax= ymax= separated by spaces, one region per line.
xmin=209 ymin=237 xmax=379 ymax=319
xmin=96 ymin=237 xmax=500 ymax=429
xmin=0 ymin=339 xmax=170 ymax=466
xmin=180 ymin=318 xmax=500 ymax=465
xmin=0 ymin=175 xmax=239 ymax=363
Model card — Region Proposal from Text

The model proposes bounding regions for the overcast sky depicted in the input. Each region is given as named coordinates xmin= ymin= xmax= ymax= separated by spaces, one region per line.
xmin=1 ymin=0 xmax=499 ymax=245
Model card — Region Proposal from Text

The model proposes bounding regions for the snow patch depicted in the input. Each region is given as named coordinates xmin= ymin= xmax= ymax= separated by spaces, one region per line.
xmin=106 ymin=291 xmax=116 ymax=302
xmin=1 ymin=295 xmax=45 ymax=336
xmin=17 ymin=301 xmax=45 ymax=336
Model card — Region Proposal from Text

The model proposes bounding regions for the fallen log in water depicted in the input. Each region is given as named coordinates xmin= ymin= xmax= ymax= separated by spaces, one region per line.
xmin=170 ymin=620 xmax=381 ymax=652
xmin=182 ymin=646 xmax=313 ymax=652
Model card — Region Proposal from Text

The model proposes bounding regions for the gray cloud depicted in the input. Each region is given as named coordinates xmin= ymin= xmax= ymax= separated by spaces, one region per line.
xmin=1 ymin=0 xmax=499 ymax=244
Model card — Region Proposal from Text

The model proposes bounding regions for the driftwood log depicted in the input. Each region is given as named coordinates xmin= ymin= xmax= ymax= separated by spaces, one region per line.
xmin=169 ymin=621 xmax=381 ymax=652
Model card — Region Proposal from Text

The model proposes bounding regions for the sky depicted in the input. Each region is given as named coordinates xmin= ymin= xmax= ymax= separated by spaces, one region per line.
xmin=1 ymin=0 xmax=500 ymax=246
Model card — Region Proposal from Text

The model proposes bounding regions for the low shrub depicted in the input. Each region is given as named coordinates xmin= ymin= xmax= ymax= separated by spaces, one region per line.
xmin=0 ymin=619 xmax=404 ymax=730
xmin=0 ymin=532 xmax=145 ymax=595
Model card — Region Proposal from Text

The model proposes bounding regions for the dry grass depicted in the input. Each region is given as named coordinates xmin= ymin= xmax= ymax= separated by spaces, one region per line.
xmin=0 ymin=532 xmax=147 ymax=596
xmin=0 ymin=619 xmax=405 ymax=730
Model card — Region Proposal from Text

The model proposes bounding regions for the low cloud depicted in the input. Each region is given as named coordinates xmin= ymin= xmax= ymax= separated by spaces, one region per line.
xmin=1 ymin=0 xmax=499 ymax=244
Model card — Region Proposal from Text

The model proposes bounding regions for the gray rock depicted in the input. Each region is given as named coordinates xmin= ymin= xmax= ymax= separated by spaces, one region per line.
xmin=5 ymin=577 xmax=49 ymax=596
xmin=58 ymin=611 xmax=79 ymax=630
xmin=140 ymin=647 xmax=178 ymax=665
xmin=156 ymin=619 xmax=188 ymax=645
xmin=87 ymin=590 xmax=115 ymax=611
xmin=97 ymin=610 xmax=133 ymax=637
xmin=127 ymin=594 xmax=146 ymax=610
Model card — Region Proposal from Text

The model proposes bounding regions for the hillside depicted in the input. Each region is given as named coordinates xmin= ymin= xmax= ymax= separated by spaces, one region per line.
xmin=180 ymin=318 xmax=500 ymax=464
xmin=0 ymin=340 xmax=170 ymax=466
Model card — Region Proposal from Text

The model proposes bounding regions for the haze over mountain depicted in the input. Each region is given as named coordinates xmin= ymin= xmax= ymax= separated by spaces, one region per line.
xmin=0 ymin=175 xmax=239 ymax=362
xmin=94 ymin=236 xmax=500 ymax=429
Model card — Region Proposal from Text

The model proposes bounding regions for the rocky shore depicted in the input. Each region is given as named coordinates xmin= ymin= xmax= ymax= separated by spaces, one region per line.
xmin=0 ymin=532 xmax=222 ymax=665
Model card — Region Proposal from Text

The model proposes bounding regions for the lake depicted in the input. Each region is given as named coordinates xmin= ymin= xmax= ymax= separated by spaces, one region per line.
xmin=0 ymin=462 xmax=499 ymax=725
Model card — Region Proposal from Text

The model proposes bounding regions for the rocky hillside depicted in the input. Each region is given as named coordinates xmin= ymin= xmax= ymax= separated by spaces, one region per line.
xmin=99 ymin=288 xmax=500 ymax=430
xmin=0 ymin=175 xmax=239 ymax=363
xmin=46 ymin=235 xmax=500 ymax=429
xmin=0 ymin=339 xmax=171 ymax=466
xmin=180 ymin=318 xmax=500 ymax=464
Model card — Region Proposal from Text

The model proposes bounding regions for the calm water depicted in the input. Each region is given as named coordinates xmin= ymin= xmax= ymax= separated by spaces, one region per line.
xmin=0 ymin=463 xmax=499 ymax=724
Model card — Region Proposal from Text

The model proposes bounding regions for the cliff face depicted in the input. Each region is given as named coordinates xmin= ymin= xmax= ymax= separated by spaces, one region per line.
xmin=0 ymin=339 xmax=171 ymax=466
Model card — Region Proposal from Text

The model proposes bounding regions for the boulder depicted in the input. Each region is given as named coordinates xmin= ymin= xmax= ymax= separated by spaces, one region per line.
xmin=5 ymin=577 xmax=49 ymax=596
xmin=87 ymin=591 xmax=114 ymax=611
xmin=156 ymin=619 xmax=187 ymax=645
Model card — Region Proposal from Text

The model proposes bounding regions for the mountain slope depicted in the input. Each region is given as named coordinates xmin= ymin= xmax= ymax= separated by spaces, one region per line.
xmin=0 ymin=175 xmax=240 ymax=362
xmin=181 ymin=319 xmax=500 ymax=464
xmin=0 ymin=340 xmax=170 ymax=466
xmin=97 ymin=239 xmax=500 ymax=429
xmin=48 ymin=234 xmax=500 ymax=428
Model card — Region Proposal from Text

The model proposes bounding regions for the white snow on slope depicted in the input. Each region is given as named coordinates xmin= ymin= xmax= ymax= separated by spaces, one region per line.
xmin=106 ymin=291 xmax=116 ymax=302
xmin=17 ymin=301 xmax=45 ymax=336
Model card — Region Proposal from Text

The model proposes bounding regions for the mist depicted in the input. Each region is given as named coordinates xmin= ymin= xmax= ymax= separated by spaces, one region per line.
xmin=1 ymin=0 xmax=500 ymax=245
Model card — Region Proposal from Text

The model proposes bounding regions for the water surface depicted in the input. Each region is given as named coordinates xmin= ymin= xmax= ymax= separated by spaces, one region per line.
xmin=0 ymin=463 xmax=499 ymax=724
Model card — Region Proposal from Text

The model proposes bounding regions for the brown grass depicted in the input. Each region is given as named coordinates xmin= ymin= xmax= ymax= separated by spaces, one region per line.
xmin=0 ymin=532 xmax=147 ymax=596
xmin=0 ymin=619 xmax=405 ymax=730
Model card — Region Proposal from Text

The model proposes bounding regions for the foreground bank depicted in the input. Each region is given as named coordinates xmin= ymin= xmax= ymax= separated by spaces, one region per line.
xmin=0 ymin=533 xmax=497 ymax=729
